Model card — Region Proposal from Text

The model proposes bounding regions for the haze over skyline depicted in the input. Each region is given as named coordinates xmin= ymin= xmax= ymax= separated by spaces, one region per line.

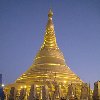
xmin=0 ymin=0 xmax=100 ymax=88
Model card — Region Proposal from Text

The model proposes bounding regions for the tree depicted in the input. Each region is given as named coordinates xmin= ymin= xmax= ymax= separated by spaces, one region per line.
xmin=28 ymin=84 xmax=36 ymax=100
xmin=8 ymin=87 xmax=17 ymax=100
xmin=42 ymin=85 xmax=49 ymax=100
xmin=19 ymin=88 xmax=26 ymax=100
xmin=0 ymin=87 xmax=5 ymax=100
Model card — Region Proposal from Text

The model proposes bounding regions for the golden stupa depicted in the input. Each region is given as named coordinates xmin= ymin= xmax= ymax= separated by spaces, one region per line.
xmin=5 ymin=9 xmax=86 ymax=99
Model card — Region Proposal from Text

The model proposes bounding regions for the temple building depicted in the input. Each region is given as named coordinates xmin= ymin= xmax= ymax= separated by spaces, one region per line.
xmin=93 ymin=81 xmax=100 ymax=100
xmin=5 ymin=9 xmax=92 ymax=100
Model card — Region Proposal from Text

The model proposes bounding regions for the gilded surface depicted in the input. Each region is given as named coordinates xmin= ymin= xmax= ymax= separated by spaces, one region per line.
xmin=14 ymin=9 xmax=82 ymax=85
xmin=5 ymin=10 xmax=85 ymax=98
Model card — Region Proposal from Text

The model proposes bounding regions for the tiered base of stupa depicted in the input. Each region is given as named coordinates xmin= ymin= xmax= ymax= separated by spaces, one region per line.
xmin=5 ymin=80 xmax=92 ymax=100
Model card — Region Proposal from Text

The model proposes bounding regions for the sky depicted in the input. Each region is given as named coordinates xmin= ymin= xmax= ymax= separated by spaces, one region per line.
xmin=0 ymin=0 xmax=100 ymax=88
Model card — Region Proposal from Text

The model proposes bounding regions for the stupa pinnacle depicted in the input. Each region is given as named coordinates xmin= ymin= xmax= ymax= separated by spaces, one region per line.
xmin=5 ymin=9 xmax=85 ymax=99
xmin=41 ymin=9 xmax=58 ymax=49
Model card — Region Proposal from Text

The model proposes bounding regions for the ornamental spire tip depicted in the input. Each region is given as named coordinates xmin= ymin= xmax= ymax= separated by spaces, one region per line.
xmin=48 ymin=9 xmax=53 ymax=18
xmin=41 ymin=9 xmax=58 ymax=49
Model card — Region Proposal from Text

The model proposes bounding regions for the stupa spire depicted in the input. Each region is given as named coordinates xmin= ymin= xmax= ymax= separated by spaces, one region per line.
xmin=41 ymin=9 xmax=58 ymax=49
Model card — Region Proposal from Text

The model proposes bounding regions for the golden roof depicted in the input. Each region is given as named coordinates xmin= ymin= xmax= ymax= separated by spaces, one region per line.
xmin=6 ymin=9 xmax=83 ymax=88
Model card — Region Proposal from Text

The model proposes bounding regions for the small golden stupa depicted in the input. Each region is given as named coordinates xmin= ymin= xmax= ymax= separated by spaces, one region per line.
xmin=5 ymin=9 xmax=85 ymax=99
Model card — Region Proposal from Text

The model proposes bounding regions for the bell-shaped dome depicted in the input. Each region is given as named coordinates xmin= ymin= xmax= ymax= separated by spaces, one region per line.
xmin=15 ymin=9 xmax=83 ymax=85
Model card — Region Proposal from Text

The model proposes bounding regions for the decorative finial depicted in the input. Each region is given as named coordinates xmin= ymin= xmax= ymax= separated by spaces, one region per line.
xmin=48 ymin=9 xmax=53 ymax=18
xmin=41 ymin=9 xmax=58 ymax=49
